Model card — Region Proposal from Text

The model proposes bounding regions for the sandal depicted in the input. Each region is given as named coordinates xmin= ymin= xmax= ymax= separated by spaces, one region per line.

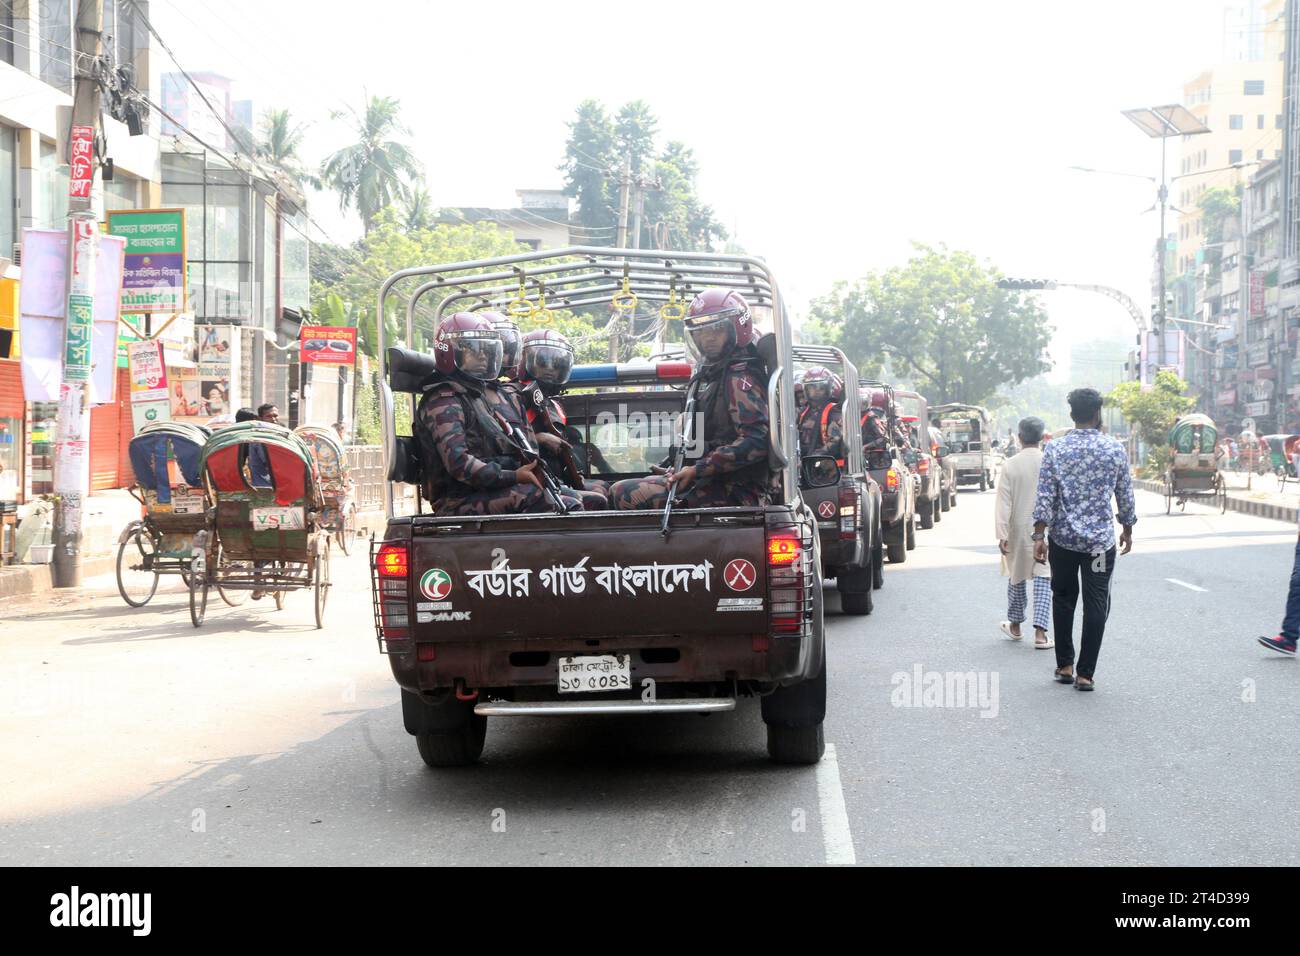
xmin=999 ymin=621 xmax=1023 ymax=641
xmin=1034 ymin=631 xmax=1054 ymax=649
xmin=1075 ymin=676 xmax=1095 ymax=692
xmin=1054 ymin=666 xmax=1075 ymax=684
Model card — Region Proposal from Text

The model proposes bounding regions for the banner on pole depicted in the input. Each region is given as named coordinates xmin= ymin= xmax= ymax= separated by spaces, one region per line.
xmin=299 ymin=325 xmax=357 ymax=365
xmin=17 ymin=229 xmax=125 ymax=404
xmin=127 ymin=339 xmax=169 ymax=404
xmin=68 ymin=126 xmax=94 ymax=200
xmin=106 ymin=208 xmax=187 ymax=314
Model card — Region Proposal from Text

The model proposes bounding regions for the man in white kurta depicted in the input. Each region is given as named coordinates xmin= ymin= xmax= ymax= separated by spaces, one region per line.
xmin=995 ymin=417 xmax=1052 ymax=647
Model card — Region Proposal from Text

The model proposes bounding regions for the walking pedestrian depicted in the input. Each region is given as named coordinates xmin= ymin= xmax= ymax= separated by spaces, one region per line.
xmin=995 ymin=417 xmax=1051 ymax=648
xmin=1257 ymin=502 xmax=1300 ymax=656
xmin=1032 ymin=388 xmax=1137 ymax=691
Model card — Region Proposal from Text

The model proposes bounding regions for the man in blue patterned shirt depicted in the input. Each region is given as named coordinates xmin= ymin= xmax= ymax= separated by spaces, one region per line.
xmin=1032 ymin=388 xmax=1136 ymax=691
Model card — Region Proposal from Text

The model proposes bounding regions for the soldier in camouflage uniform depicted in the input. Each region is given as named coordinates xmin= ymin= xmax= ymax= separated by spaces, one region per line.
xmin=798 ymin=366 xmax=844 ymax=464
xmin=611 ymin=288 xmax=771 ymax=510
xmin=416 ymin=313 xmax=578 ymax=515
xmin=502 ymin=329 xmax=607 ymax=510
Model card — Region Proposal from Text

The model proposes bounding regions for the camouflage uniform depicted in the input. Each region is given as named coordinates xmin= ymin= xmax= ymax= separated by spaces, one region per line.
xmin=417 ymin=378 xmax=579 ymax=515
xmin=861 ymin=411 xmax=888 ymax=452
xmin=501 ymin=381 xmax=608 ymax=511
xmin=798 ymin=400 xmax=844 ymax=461
xmin=611 ymin=348 xmax=771 ymax=510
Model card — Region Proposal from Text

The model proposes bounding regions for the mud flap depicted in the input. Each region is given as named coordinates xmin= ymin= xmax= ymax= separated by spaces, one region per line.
xmin=761 ymin=659 xmax=827 ymax=729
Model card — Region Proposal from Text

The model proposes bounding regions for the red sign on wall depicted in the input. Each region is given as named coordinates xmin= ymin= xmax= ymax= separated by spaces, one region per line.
xmin=68 ymin=125 xmax=94 ymax=200
xmin=299 ymin=325 xmax=357 ymax=365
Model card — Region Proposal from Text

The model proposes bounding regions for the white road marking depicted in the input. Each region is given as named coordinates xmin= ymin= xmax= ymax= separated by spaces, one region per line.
xmin=817 ymin=742 xmax=857 ymax=866
xmin=1166 ymin=578 xmax=1208 ymax=592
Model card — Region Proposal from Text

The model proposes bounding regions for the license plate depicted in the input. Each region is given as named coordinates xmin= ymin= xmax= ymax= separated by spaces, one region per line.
xmin=251 ymin=506 xmax=305 ymax=530
xmin=171 ymin=494 xmax=204 ymax=514
xmin=558 ymin=654 xmax=631 ymax=694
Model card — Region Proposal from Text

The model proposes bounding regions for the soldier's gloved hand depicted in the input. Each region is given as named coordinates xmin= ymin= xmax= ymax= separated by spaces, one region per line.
xmin=517 ymin=460 xmax=544 ymax=491
xmin=670 ymin=465 xmax=697 ymax=490
xmin=649 ymin=464 xmax=670 ymax=476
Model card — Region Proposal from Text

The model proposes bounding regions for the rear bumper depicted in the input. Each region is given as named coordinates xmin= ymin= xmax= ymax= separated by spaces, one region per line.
xmin=389 ymin=632 xmax=808 ymax=694
xmin=475 ymin=698 xmax=736 ymax=717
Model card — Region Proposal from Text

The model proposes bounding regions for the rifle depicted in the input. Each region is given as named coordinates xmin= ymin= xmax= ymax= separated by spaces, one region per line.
xmin=661 ymin=382 xmax=700 ymax=537
xmin=491 ymin=409 xmax=575 ymax=514
xmin=531 ymin=396 xmax=585 ymax=489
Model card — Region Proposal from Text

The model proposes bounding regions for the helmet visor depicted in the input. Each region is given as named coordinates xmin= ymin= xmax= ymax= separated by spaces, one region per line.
xmin=523 ymin=341 xmax=574 ymax=385
xmin=493 ymin=323 xmax=521 ymax=372
xmin=684 ymin=313 xmax=737 ymax=363
xmin=448 ymin=332 xmax=503 ymax=380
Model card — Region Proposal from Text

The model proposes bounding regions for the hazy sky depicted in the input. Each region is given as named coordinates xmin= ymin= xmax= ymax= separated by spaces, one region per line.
xmin=153 ymin=0 xmax=1249 ymax=381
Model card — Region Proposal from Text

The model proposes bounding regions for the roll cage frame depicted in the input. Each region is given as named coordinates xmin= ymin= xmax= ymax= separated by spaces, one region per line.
xmin=376 ymin=247 xmax=796 ymax=517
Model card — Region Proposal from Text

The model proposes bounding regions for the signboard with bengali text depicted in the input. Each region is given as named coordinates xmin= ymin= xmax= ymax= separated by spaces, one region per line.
xmin=299 ymin=325 xmax=357 ymax=365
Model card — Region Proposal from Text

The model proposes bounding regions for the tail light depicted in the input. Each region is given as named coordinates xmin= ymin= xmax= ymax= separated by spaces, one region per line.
xmin=767 ymin=526 xmax=813 ymax=635
xmin=885 ymin=467 xmax=899 ymax=492
xmin=916 ymin=457 xmax=930 ymax=475
xmin=371 ymin=541 xmax=411 ymax=652
xmin=838 ymin=483 xmax=857 ymax=540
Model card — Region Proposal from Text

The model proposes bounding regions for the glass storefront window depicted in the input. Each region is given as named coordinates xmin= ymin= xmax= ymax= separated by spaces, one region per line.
xmin=40 ymin=0 xmax=73 ymax=94
xmin=103 ymin=175 xmax=137 ymax=211
xmin=28 ymin=402 xmax=57 ymax=496
xmin=206 ymin=185 xmax=248 ymax=262
xmin=0 ymin=126 xmax=15 ymax=255
xmin=0 ymin=416 xmax=19 ymax=500
xmin=40 ymin=141 xmax=69 ymax=230
xmin=283 ymin=211 xmax=311 ymax=313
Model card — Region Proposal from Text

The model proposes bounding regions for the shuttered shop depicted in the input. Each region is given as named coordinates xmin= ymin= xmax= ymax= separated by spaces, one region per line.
xmin=88 ymin=368 xmax=130 ymax=491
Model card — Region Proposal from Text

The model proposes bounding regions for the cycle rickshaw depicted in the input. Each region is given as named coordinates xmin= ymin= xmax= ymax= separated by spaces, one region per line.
xmin=294 ymin=425 xmax=356 ymax=555
xmin=188 ymin=422 xmax=331 ymax=628
xmin=117 ymin=421 xmax=211 ymax=606
xmin=1165 ymin=413 xmax=1226 ymax=514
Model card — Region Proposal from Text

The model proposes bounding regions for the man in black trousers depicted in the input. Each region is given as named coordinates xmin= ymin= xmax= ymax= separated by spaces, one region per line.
xmin=1031 ymin=388 xmax=1137 ymax=691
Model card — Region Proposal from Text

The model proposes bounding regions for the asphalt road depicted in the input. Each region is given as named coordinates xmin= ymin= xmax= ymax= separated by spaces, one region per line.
xmin=1 ymin=488 xmax=1297 ymax=866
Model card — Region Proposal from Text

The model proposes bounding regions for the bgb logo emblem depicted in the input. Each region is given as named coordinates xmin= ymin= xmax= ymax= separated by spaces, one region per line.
xmin=724 ymin=558 xmax=756 ymax=592
xmin=817 ymin=500 xmax=836 ymax=519
xmin=419 ymin=568 xmax=453 ymax=601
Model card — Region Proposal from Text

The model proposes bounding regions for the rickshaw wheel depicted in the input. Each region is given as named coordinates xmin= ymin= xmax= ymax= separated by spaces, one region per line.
xmin=336 ymin=510 xmax=353 ymax=556
xmin=1218 ymin=475 xmax=1228 ymax=514
xmin=218 ymin=558 xmax=251 ymax=607
xmin=314 ymin=539 xmax=331 ymax=629
xmin=116 ymin=522 xmax=159 ymax=608
xmin=188 ymin=571 xmax=209 ymax=627
xmin=1164 ymin=479 xmax=1173 ymax=515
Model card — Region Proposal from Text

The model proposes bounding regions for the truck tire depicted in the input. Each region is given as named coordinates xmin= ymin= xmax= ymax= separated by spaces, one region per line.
xmin=403 ymin=689 xmax=488 ymax=768
xmin=933 ymin=498 xmax=942 ymax=523
xmin=837 ymin=564 xmax=872 ymax=615
xmin=979 ymin=473 xmax=988 ymax=492
xmin=886 ymin=524 xmax=906 ymax=564
xmin=763 ymin=663 xmax=827 ymax=766
xmin=872 ymin=525 xmax=885 ymax=589
xmin=988 ymin=471 xmax=995 ymax=490
xmin=416 ymin=718 xmax=487 ymax=768
xmin=920 ymin=498 xmax=935 ymax=529
xmin=905 ymin=515 xmax=916 ymax=550
xmin=949 ymin=488 xmax=958 ymax=509
xmin=940 ymin=489 xmax=950 ymax=512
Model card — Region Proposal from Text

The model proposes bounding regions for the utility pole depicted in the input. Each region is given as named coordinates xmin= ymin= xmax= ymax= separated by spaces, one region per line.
xmin=1156 ymin=133 xmax=1169 ymax=369
xmin=615 ymin=153 xmax=631 ymax=249
xmin=52 ymin=0 xmax=105 ymax=588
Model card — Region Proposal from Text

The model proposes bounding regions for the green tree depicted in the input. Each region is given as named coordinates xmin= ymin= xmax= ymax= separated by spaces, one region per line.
xmin=1198 ymin=185 xmax=1240 ymax=246
xmin=642 ymin=141 xmax=727 ymax=250
xmin=320 ymin=95 xmax=424 ymax=235
xmin=808 ymin=243 xmax=1053 ymax=404
xmin=615 ymin=100 xmax=658 ymax=176
xmin=560 ymin=99 xmax=617 ymax=234
xmin=1107 ymin=369 xmax=1195 ymax=472
xmin=258 ymin=107 xmax=316 ymax=190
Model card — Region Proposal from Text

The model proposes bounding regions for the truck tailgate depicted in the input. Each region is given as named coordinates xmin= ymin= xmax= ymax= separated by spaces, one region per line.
xmin=403 ymin=511 xmax=772 ymax=641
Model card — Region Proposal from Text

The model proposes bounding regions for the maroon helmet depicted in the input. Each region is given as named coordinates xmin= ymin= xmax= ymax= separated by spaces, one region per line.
xmin=683 ymin=288 xmax=752 ymax=363
xmin=518 ymin=328 xmax=574 ymax=387
xmin=481 ymin=311 xmax=521 ymax=374
xmin=802 ymin=366 xmax=834 ymax=403
xmin=433 ymin=312 xmax=503 ymax=380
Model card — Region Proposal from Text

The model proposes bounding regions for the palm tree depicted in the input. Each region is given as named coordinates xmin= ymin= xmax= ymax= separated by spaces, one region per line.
xmin=319 ymin=95 xmax=424 ymax=234
xmin=401 ymin=185 xmax=435 ymax=231
xmin=258 ymin=108 xmax=315 ymax=190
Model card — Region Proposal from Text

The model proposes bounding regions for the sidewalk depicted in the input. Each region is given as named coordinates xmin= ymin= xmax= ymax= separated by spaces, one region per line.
xmin=1134 ymin=469 xmax=1299 ymax=525
xmin=0 ymin=489 xmax=391 ymax=603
